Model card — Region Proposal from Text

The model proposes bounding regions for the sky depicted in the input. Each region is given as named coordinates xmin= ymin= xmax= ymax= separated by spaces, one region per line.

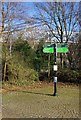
xmin=22 ymin=2 xmax=36 ymax=17
xmin=1 ymin=0 xmax=81 ymax=2
xmin=1 ymin=2 xmax=79 ymax=35
xmin=23 ymin=2 xmax=79 ymax=40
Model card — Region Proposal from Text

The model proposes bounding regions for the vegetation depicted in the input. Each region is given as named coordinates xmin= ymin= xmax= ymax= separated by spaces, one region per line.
xmin=57 ymin=69 xmax=81 ymax=83
xmin=2 ymin=37 xmax=39 ymax=86
xmin=2 ymin=33 xmax=81 ymax=85
xmin=1 ymin=2 xmax=80 ymax=119
xmin=1 ymin=2 xmax=81 ymax=86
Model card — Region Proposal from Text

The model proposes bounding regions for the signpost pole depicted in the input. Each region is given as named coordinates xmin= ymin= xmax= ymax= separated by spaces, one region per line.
xmin=53 ymin=44 xmax=57 ymax=96
xmin=43 ymin=43 xmax=68 ymax=96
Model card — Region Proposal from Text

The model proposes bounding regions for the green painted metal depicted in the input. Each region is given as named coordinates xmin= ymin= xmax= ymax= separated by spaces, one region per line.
xmin=43 ymin=47 xmax=54 ymax=53
xmin=43 ymin=43 xmax=68 ymax=53
xmin=57 ymin=47 xmax=68 ymax=53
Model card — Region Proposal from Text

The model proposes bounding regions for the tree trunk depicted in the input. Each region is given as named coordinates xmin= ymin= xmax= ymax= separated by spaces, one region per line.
xmin=60 ymin=53 xmax=63 ymax=69
xmin=2 ymin=2 xmax=5 ymax=81
xmin=48 ymin=54 xmax=50 ymax=81
xmin=78 ymin=33 xmax=81 ymax=70
xmin=60 ymin=27 xmax=63 ymax=69
xmin=3 ymin=62 xmax=7 ymax=81
xmin=2 ymin=2 xmax=5 ymax=32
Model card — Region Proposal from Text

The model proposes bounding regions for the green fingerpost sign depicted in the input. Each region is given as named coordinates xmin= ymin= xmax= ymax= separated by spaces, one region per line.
xmin=43 ymin=43 xmax=68 ymax=53
xmin=43 ymin=47 xmax=54 ymax=53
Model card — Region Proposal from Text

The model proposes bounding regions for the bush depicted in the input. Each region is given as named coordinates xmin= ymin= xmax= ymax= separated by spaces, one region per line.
xmin=57 ymin=69 xmax=81 ymax=83
xmin=39 ymin=72 xmax=48 ymax=81
xmin=3 ymin=58 xmax=39 ymax=86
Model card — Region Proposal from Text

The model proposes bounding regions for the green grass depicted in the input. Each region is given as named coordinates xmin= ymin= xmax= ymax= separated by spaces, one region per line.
xmin=2 ymin=83 xmax=79 ymax=118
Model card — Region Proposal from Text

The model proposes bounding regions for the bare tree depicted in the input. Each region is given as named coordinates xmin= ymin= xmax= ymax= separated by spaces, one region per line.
xmin=34 ymin=2 xmax=79 ymax=42
xmin=1 ymin=2 xmax=34 ymax=81
xmin=34 ymin=2 xmax=79 ymax=68
xmin=78 ymin=32 xmax=81 ymax=70
xmin=78 ymin=2 xmax=81 ymax=70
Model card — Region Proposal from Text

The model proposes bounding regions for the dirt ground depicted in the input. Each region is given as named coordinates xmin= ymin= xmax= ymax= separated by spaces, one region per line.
xmin=1 ymin=82 xmax=79 ymax=118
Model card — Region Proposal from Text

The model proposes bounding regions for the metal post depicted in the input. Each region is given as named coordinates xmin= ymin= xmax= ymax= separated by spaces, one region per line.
xmin=47 ymin=32 xmax=51 ymax=80
xmin=53 ymin=43 xmax=57 ymax=96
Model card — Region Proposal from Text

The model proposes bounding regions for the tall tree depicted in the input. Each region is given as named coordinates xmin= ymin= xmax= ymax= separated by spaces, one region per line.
xmin=34 ymin=2 xmax=79 ymax=68
xmin=79 ymin=2 xmax=81 ymax=70
xmin=35 ymin=2 xmax=79 ymax=42
xmin=78 ymin=32 xmax=81 ymax=70
xmin=1 ymin=2 xmax=34 ymax=81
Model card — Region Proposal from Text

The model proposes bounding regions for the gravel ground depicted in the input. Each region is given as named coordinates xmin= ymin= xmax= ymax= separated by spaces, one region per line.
xmin=2 ymin=82 xmax=79 ymax=118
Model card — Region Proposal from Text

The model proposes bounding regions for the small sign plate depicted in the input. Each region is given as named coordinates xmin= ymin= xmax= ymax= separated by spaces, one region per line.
xmin=53 ymin=65 xmax=58 ymax=71
xmin=54 ymin=77 xmax=57 ymax=83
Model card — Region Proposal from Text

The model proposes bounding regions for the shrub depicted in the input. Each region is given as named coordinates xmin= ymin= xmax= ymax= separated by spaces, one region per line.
xmin=39 ymin=72 xmax=48 ymax=81
xmin=57 ymin=69 xmax=81 ymax=83
xmin=3 ymin=58 xmax=39 ymax=86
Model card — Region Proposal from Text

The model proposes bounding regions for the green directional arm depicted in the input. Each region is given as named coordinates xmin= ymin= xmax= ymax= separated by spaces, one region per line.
xmin=43 ymin=47 xmax=54 ymax=53
xmin=57 ymin=47 xmax=68 ymax=53
xmin=43 ymin=47 xmax=68 ymax=53
xmin=43 ymin=43 xmax=68 ymax=53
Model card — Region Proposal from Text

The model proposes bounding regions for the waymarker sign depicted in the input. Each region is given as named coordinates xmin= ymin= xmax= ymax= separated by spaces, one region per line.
xmin=43 ymin=43 xmax=69 ymax=96
xmin=43 ymin=43 xmax=68 ymax=53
